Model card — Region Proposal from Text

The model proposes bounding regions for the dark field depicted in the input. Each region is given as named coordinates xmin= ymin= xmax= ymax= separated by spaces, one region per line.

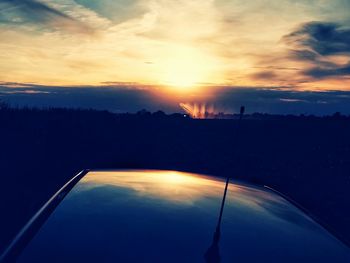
xmin=0 ymin=107 xmax=350 ymax=252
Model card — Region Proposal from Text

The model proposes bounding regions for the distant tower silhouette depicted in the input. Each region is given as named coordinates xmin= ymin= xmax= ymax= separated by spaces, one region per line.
xmin=240 ymin=106 xmax=245 ymax=120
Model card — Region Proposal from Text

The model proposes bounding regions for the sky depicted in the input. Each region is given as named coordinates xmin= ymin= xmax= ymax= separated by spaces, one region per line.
xmin=0 ymin=0 xmax=350 ymax=114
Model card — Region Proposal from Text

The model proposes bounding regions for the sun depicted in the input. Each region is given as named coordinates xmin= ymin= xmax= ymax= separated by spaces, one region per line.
xmin=156 ymin=45 xmax=218 ymax=90
xmin=163 ymin=61 xmax=203 ymax=88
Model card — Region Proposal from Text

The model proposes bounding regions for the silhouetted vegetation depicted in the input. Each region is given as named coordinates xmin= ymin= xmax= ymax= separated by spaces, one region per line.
xmin=0 ymin=105 xmax=350 ymax=252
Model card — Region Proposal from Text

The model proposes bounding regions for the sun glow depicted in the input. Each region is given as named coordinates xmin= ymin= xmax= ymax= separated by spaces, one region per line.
xmin=163 ymin=62 xmax=201 ymax=88
xmin=156 ymin=46 xmax=219 ymax=90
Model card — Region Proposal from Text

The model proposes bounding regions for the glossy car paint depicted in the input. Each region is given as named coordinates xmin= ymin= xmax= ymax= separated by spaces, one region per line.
xmin=16 ymin=170 xmax=350 ymax=262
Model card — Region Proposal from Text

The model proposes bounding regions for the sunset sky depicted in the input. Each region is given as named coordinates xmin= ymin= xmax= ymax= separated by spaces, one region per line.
xmin=1 ymin=0 xmax=350 ymax=114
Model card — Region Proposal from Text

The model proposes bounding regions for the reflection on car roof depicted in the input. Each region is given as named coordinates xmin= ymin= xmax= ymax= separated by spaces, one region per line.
xmin=12 ymin=170 xmax=350 ymax=262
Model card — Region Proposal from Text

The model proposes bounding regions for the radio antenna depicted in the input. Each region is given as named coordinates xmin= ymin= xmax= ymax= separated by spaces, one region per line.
xmin=204 ymin=106 xmax=245 ymax=263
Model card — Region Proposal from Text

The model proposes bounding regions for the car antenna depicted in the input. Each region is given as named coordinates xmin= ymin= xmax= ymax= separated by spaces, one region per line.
xmin=204 ymin=106 xmax=245 ymax=263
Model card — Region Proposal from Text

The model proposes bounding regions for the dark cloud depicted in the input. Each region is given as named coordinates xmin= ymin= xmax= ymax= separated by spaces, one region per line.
xmin=250 ymin=71 xmax=278 ymax=80
xmin=0 ymin=0 xmax=94 ymax=34
xmin=305 ymin=63 xmax=350 ymax=78
xmin=0 ymin=83 xmax=174 ymax=113
xmin=284 ymin=22 xmax=350 ymax=56
xmin=210 ymin=87 xmax=350 ymax=115
xmin=252 ymin=66 xmax=300 ymax=71
xmin=284 ymin=21 xmax=350 ymax=79
xmin=289 ymin=50 xmax=320 ymax=62
xmin=1 ymin=83 xmax=350 ymax=115
xmin=74 ymin=0 xmax=146 ymax=24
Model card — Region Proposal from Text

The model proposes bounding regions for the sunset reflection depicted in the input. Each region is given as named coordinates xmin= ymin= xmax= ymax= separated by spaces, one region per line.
xmin=79 ymin=170 xmax=290 ymax=216
xmin=81 ymin=170 xmax=227 ymax=204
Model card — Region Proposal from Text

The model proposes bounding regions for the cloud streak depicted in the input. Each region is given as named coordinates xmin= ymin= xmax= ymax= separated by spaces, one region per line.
xmin=305 ymin=63 xmax=350 ymax=78
xmin=284 ymin=21 xmax=350 ymax=79
xmin=74 ymin=0 xmax=147 ymax=24
xmin=0 ymin=0 xmax=94 ymax=34
xmin=284 ymin=22 xmax=350 ymax=56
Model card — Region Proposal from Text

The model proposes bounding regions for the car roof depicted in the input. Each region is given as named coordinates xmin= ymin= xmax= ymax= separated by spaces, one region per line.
xmin=5 ymin=170 xmax=350 ymax=262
